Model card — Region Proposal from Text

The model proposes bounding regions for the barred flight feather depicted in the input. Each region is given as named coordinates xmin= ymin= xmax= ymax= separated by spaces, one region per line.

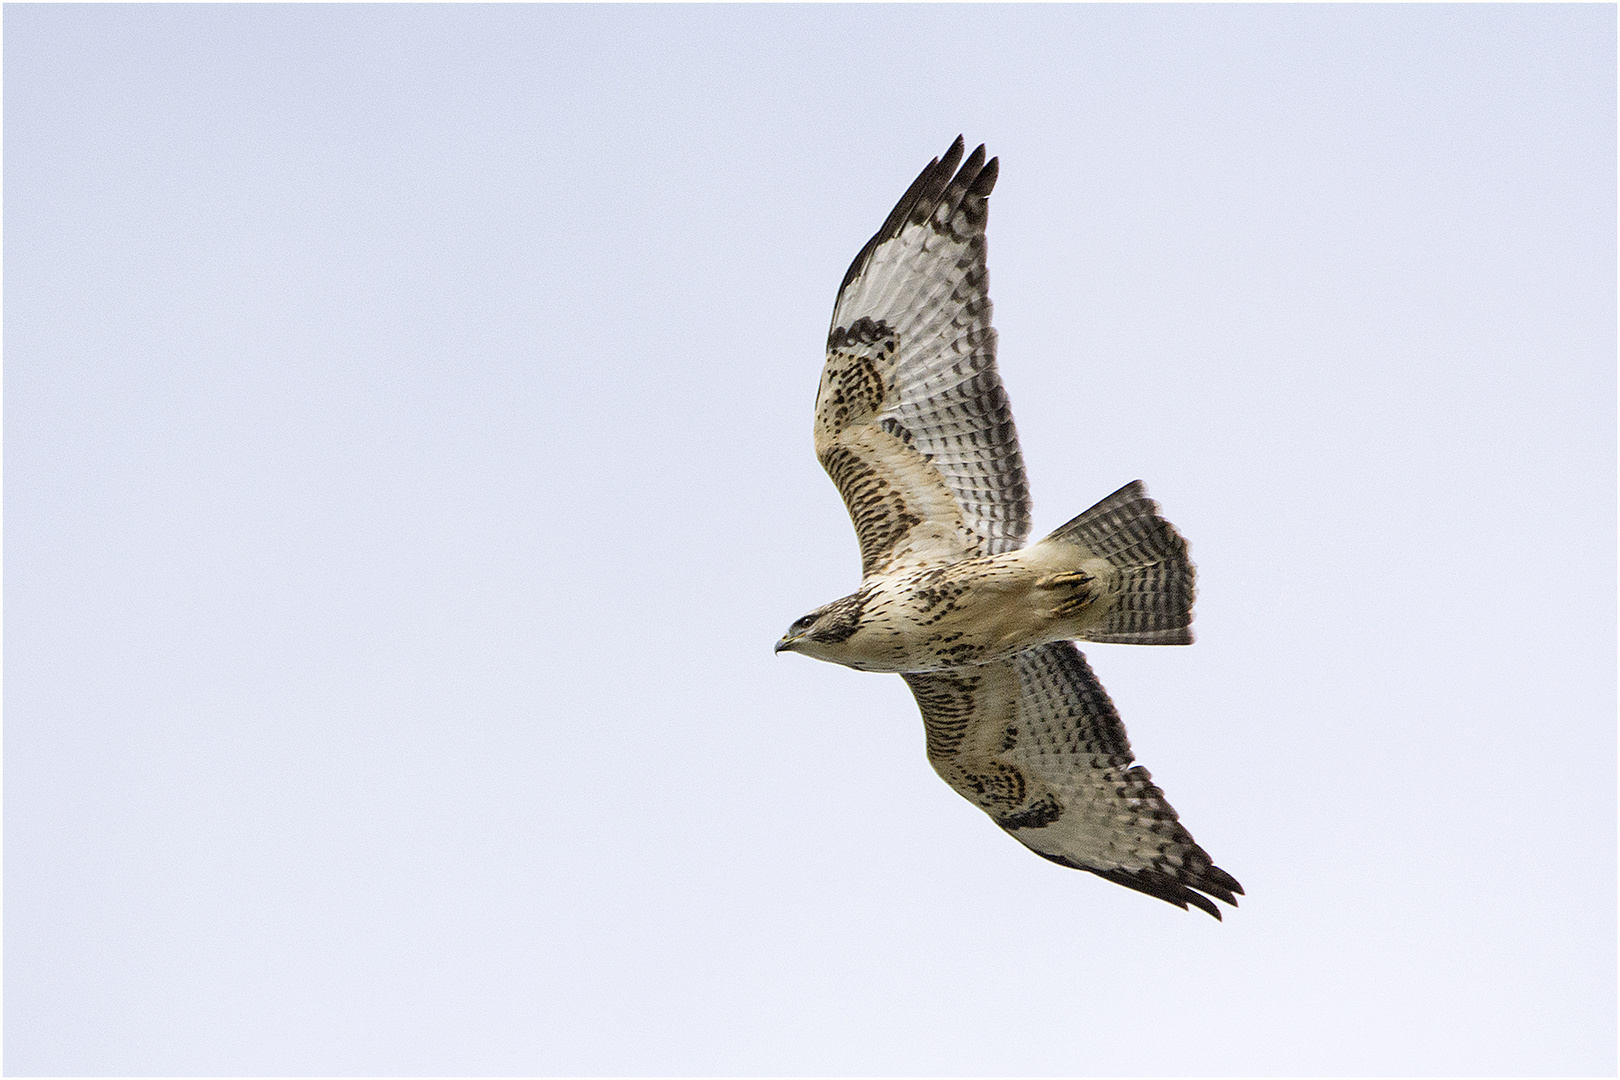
xmin=817 ymin=137 xmax=1030 ymax=573
xmin=904 ymin=641 xmax=1240 ymax=919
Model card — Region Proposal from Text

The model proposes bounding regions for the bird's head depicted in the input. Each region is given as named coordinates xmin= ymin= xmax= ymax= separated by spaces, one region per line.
xmin=774 ymin=593 xmax=866 ymax=661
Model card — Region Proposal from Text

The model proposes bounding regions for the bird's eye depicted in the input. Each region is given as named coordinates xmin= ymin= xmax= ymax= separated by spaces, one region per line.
xmin=794 ymin=615 xmax=815 ymax=631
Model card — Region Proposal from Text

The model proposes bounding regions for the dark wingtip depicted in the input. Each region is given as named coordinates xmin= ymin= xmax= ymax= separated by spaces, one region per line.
xmin=975 ymin=155 xmax=999 ymax=196
xmin=933 ymin=137 xmax=966 ymax=194
xmin=833 ymin=136 xmax=995 ymax=315
xmin=1209 ymin=866 xmax=1245 ymax=896
xmin=1078 ymin=865 xmax=1240 ymax=921
xmin=835 ymin=145 xmax=947 ymax=296
xmin=958 ymin=141 xmax=986 ymax=179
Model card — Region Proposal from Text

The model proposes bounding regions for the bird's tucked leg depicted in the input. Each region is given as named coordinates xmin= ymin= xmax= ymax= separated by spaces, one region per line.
xmin=1037 ymin=570 xmax=1098 ymax=619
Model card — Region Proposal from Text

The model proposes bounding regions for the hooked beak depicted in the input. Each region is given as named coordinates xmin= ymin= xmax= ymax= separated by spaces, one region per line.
xmin=774 ymin=635 xmax=799 ymax=655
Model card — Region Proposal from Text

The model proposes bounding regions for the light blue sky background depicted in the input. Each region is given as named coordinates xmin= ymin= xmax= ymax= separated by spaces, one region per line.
xmin=6 ymin=4 xmax=1615 ymax=1075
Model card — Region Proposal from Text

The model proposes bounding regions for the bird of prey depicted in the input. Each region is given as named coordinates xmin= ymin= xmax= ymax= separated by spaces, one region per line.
xmin=776 ymin=137 xmax=1242 ymax=919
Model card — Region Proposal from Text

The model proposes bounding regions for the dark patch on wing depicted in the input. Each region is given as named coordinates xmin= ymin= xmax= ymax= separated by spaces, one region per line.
xmin=997 ymin=794 xmax=1063 ymax=830
xmin=959 ymin=761 xmax=1026 ymax=810
xmin=826 ymin=314 xmax=896 ymax=352
xmin=818 ymin=318 xmax=896 ymax=435
xmin=878 ymin=416 xmax=918 ymax=449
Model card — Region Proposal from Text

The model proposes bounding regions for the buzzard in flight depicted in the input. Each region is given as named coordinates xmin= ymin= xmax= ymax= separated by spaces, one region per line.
xmin=776 ymin=138 xmax=1242 ymax=919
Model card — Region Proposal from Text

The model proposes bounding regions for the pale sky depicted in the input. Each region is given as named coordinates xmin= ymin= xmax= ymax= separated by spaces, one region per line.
xmin=6 ymin=4 xmax=1615 ymax=1075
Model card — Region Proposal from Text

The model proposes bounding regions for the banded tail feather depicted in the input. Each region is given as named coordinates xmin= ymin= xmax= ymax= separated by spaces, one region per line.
xmin=1044 ymin=480 xmax=1196 ymax=645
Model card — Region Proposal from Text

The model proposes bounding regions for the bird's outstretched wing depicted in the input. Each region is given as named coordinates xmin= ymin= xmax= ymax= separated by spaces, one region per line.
xmin=902 ymin=641 xmax=1242 ymax=918
xmin=815 ymin=137 xmax=1032 ymax=579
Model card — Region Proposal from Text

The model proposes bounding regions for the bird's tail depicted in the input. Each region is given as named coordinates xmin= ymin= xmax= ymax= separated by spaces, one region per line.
xmin=1040 ymin=480 xmax=1195 ymax=645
